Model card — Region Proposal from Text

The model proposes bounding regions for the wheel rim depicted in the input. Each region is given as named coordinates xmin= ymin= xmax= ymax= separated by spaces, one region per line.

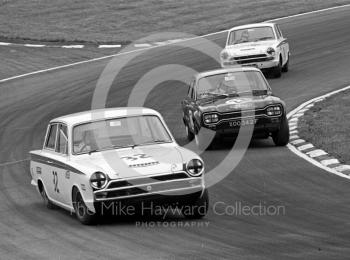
xmin=75 ymin=192 xmax=86 ymax=218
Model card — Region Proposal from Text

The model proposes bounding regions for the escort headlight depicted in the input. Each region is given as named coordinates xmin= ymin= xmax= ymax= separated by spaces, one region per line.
xmin=186 ymin=159 xmax=204 ymax=177
xmin=90 ymin=172 xmax=108 ymax=189
xmin=266 ymin=47 xmax=276 ymax=56
xmin=220 ymin=51 xmax=229 ymax=60
xmin=204 ymin=114 xmax=219 ymax=124
xmin=266 ymin=106 xmax=282 ymax=116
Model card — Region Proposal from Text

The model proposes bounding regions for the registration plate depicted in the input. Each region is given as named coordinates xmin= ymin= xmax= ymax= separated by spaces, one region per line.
xmin=229 ymin=118 xmax=257 ymax=127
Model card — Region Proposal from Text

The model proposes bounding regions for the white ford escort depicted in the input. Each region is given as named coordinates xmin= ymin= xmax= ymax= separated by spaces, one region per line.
xmin=220 ymin=23 xmax=290 ymax=78
xmin=30 ymin=108 xmax=208 ymax=224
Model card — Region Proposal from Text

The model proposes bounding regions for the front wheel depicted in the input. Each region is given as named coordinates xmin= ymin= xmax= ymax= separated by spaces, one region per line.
xmin=194 ymin=128 xmax=216 ymax=150
xmin=182 ymin=190 xmax=209 ymax=219
xmin=271 ymin=58 xmax=282 ymax=78
xmin=282 ymin=54 xmax=289 ymax=72
xmin=73 ymin=188 xmax=98 ymax=225
xmin=272 ymin=115 xmax=290 ymax=146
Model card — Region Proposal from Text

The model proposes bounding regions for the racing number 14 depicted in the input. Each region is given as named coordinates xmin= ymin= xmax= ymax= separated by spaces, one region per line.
xmin=53 ymin=171 xmax=60 ymax=193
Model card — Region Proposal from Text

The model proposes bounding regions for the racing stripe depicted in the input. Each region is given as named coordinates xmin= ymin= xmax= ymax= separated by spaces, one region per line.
xmin=30 ymin=153 xmax=84 ymax=175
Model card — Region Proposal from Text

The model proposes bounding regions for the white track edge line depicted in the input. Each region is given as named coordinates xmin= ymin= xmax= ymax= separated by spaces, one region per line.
xmin=288 ymin=144 xmax=350 ymax=180
xmin=1 ymin=4 xmax=350 ymax=83
xmin=287 ymin=85 xmax=350 ymax=180
xmin=287 ymin=85 xmax=350 ymax=119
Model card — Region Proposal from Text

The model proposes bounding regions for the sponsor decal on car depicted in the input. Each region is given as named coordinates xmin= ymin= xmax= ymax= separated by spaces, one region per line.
xmin=121 ymin=154 xmax=160 ymax=168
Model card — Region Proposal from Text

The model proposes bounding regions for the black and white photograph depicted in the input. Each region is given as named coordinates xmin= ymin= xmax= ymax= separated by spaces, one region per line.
xmin=1 ymin=0 xmax=350 ymax=259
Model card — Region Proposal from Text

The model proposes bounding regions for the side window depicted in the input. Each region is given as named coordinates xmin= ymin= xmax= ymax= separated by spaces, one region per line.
xmin=45 ymin=124 xmax=58 ymax=150
xmin=190 ymin=80 xmax=196 ymax=99
xmin=189 ymin=87 xmax=194 ymax=99
xmin=274 ymin=25 xmax=281 ymax=39
xmin=276 ymin=25 xmax=283 ymax=38
xmin=187 ymin=79 xmax=194 ymax=98
xmin=56 ymin=124 xmax=68 ymax=154
xmin=187 ymin=81 xmax=191 ymax=97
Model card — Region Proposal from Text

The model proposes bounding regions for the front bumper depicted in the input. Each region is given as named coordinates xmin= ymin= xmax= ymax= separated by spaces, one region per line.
xmin=221 ymin=59 xmax=279 ymax=69
xmin=94 ymin=190 xmax=205 ymax=217
xmin=204 ymin=115 xmax=282 ymax=135
xmin=91 ymin=171 xmax=204 ymax=211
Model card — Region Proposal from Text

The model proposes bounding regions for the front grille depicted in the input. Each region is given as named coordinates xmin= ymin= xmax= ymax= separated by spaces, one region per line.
xmin=202 ymin=105 xmax=284 ymax=127
xmin=230 ymin=54 xmax=273 ymax=64
xmin=94 ymin=172 xmax=202 ymax=201
xmin=107 ymin=172 xmax=189 ymax=190
xmin=232 ymin=54 xmax=267 ymax=60
xmin=98 ymin=178 xmax=202 ymax=199
xmin=218 ymin=109 xmax=266 ymax=121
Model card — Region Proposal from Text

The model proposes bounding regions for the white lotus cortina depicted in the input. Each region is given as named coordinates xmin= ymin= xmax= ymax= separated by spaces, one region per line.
xmin=29 ymin=108 xmax=208 ymax=224
xmin=220 ymin=23 xmax=290 ymax=78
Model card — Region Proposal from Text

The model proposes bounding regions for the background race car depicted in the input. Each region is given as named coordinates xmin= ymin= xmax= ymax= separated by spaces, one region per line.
xmin=220 ymin=23 xmax=290 ymax=78
xmin=182 ymin=67 xmax=290 ymax=149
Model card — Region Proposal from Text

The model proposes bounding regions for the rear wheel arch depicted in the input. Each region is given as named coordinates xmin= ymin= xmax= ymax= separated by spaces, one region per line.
xmin=37 ymin=179 xmax=44 ymax=193
xmin=38 ymin=179 xmax=56 ymax=209
xmin=37 ymin=179 xmax=49 ymax=194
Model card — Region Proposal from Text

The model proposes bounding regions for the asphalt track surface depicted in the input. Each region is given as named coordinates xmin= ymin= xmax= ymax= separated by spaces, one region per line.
xmin=1 ymin=6 xmax=350 ymax=260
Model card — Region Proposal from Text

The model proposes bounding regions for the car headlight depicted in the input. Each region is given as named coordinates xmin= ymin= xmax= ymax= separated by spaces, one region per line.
xmin=186 ymin=159 xmax=204 ymax=177
xmin=266 ymin=105 xmax=282 ymax=116
xmin=90 ymin=172 xmax=108 ymax=189
xmin=220 ymin=51 xmax=229 ymax=60
xmin=204 ymin=113 xmax=219 ymax=124
xmin=266 ymin=47 xmax=276 ymax=56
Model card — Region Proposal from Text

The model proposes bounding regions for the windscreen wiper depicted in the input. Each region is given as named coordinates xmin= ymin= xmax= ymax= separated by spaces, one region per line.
xmin=207 ymin=93 xmax=229 ymax=99
xmin=237 ymin=90 xmax=267 ymax=96
xmin=88 ymin=144 xmax=137 ymax=154
xmin=254 ymin=37 xmax=273 ymax=42
xmin=135 ymin=140 xmax=171 ymax=146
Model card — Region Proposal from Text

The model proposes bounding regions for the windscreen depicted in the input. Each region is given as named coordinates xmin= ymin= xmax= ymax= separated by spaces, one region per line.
xmin=73 ymin=115 xmax=172 ymax=154
xmin=228 ymin=26 xmax=275 ymax=45
xmin=197 ymin=71 xmax=268 ymax=99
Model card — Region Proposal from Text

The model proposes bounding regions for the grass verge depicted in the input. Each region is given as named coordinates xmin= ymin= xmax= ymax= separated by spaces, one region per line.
xmin=0 ymin=0 xmax=349 ymax=43
xmin=298 ymin=89 xmax=350 ymax=164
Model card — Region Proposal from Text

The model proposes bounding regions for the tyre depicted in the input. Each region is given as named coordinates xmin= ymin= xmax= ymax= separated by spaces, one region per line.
xmin=182 ymin=189 xmax=209 ymax=219
xmin=39 ymin=182 xmax=56 ymax=209
xmin=185 ymin=124 xmax=194 ymax=141
xmin=73 ymin=188 xmax=98 ymax=225
xmin=272 ymin=115 xmax=290 ymax=146
xmin=272 ymin=58 xmax=282 ymax=78
xmin=282 ymin=54 xmax=289 ymax=72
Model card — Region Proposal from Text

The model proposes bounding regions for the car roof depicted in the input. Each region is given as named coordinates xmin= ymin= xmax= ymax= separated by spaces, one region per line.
xmin=228 ymin=23 xmax=275 ymax=32
xmin=50 ymin=107 xmax=161 ymax=126
xmin=195 ymin=67 xmax=261 ymax=79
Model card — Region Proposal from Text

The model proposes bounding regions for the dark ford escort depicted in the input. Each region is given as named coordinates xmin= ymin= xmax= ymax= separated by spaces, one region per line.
xmin=181 ymin=67 xmax=289 ymax=149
